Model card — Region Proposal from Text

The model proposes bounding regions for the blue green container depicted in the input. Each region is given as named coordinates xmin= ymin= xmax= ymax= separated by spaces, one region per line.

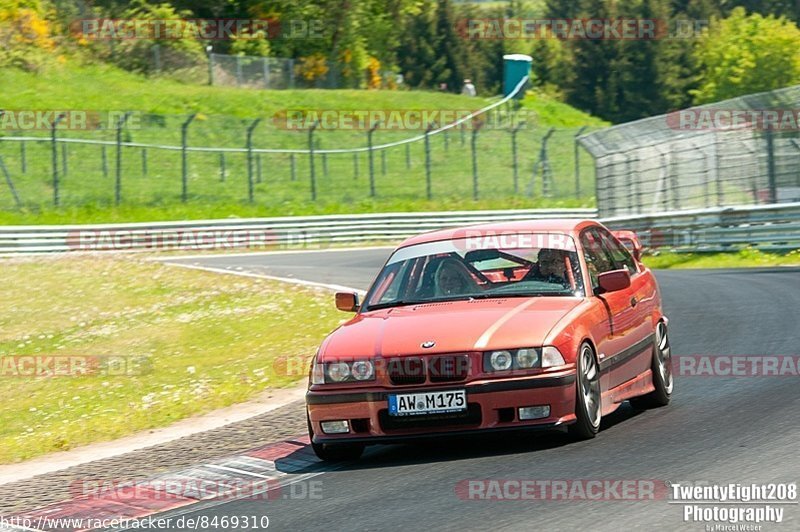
xmin=503 ymin=54 xmax=533 ymax=98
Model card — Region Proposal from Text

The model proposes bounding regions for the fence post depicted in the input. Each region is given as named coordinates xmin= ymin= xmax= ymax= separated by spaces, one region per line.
xmin=353 ymin=153 xmax=359 ymax=179
xmin=20 ymin=140 xmax=26 ymax=174
xmin=425 ymin=123 xmax=434 ymax=200
xmin=443 ymin=128 xmax=449 ymax=152
xmin=51 ymin=113 xmax=66 ymax=206
xmin=540 ymin=128 xmax=555 ymax=197
xmin=574 ymin=126 xmax=588 ymax=198
xmin=0 ymin=156 xmax=22 ymax=207
xmin=152 ymin=44 xmax=162 ymax=73
xmin=405 ymin=143 xmax=411 ymax=169
xmin=141 ymin=148 xmax=148 ymax=177
xmin=714 ymin=145 xmax=723 ymax=207
xmin=236 ymin=55 xmax=243 ymax=86
xmin=206 ymin=49 xmax=215 ymax=86
xmin=181 ymin=113 xmax=197 ymax=203
xmin=61 ymin=143 xmax=68 ymax=177
xmin=246 ymin=118 xmax=261 ymax=203
xmin=219 ymin=152 xmax=226 ymax=182
xmin=289 ymin=58 xmax=296 ymax=89
xmin=792 ymin=139 xmax=800 ymax=187
xmin=115 ymin=112 xmax=133 ymax=206
xmin=320 ymin=140 xmax=328 ymax=178
xmin=308 ymin=121 xmax=318 ymax=201
xmin=509 ymin=123 xmax=525 ymax=194
xmin=765 ymin=125 xmax=777 ymax=203
xmin=290 ymin=153 xmax=297 ymax=181
xmin=101 ymin=145 xmax=108 ymax=177
xmin=367 ymin=121 xmax=379 ymax=197
xmin=471 ymin=121 xmax=483 ymax=201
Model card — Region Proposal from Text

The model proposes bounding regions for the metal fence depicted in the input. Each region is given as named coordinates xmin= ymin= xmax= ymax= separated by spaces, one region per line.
xmin=207 ymin=53 xmax=398 ymax=90
xmin=0 ymin=78 xmax=599 ymax=211
xmin=579 ymin=85 xmax=800 ymax=218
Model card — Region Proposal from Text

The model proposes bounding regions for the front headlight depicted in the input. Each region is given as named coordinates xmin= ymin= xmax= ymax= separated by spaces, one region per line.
xmin=327 ymin=362 xmax=351 ymax=382
xmin=351 ymin=360 xmax=375 ymax=380
xmin=312 ymin=359 xmax=377 ymax=384
xmin=489 ymin=350 xmax=513 ymax=371
xmin=516 ymin=348 xmax=540 ymax=368
xmin=483 ymin=348 xmax=546 ymax=372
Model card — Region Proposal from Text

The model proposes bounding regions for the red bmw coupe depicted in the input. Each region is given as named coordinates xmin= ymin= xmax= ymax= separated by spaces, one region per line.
xmin=306 ymin=219 xmax=673 ymax=461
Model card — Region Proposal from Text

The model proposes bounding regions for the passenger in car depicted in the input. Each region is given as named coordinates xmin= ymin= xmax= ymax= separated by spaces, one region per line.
xmin=434 ymin=258 xmax=477 ymax=296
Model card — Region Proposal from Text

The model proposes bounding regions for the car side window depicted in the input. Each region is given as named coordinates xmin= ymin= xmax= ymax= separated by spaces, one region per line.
xmin=597 ymin=229 xmax=638 ymax=275
xmin=580 ymin=229 xmax=616 ymax=289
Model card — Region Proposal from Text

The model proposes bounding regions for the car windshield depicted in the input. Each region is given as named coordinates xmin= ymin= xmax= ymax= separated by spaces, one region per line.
xmin=363 ymin=232 xmax=584 ymax=311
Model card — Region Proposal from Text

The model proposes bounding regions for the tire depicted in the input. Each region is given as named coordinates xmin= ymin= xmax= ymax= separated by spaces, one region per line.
xmin=307 ymin=413 xmax=365 ymax=462
xmin=630 ymin=321 xmax=673 ymax=409
xmin=568 ymin=342 xmax=602 ymax=440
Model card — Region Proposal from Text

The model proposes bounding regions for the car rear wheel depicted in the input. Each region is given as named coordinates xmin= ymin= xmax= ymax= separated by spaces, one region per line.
xmin=568 ymin=342 xmax=601 ymax=439
xmin=307 ymin=413 xmax=365 ymax=461
xmin=630 ymin=321 xmax=673 ymax=409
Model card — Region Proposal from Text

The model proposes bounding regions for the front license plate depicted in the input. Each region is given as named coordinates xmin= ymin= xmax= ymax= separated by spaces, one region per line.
xmin=387 ymin=390 xmax=467 ymax=417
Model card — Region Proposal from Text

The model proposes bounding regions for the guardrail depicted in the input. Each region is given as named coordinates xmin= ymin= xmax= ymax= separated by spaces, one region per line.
xmin=603 ymin=202 xmax=800 ymax=252
xmin=0 ymin=208 xmax=597 ymax=254
xmin=1 ymin=203 xmax=798 ymax=255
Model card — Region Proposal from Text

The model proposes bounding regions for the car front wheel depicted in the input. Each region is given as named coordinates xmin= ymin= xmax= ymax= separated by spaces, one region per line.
xmin=568 ymin=342 xmax=602 ymax=439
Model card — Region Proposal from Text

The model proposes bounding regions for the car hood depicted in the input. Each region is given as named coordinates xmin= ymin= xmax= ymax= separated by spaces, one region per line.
xmin=320 ymin=297 xmax=583 ymax=359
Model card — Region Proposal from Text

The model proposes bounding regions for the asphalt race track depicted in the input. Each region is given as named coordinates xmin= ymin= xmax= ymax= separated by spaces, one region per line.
xmin=157 ymin=250 xmax=800 ymax=531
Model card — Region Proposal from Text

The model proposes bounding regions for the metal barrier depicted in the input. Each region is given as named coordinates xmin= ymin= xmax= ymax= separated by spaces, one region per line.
xmin=0 ymin=209 xmax=596 ymax=254
xmin=603 ymin=202 xmax=800 ymax=252
xmin=1 ymin=204 xmax=798 ymax=255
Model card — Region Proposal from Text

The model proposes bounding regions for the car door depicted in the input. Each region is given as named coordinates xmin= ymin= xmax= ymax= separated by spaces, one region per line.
xmin=596 ymin=228 xmax=655 ymax=388
xmin=580 ymin=228 xmax=639 ymax=390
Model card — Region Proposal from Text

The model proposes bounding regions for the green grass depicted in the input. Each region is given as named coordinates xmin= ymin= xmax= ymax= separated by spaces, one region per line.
xmin=643 ymin=248 xmax=800 ymax=269
xmin=0 ymin=64 xmax=607 ymax=224
xmin=0 ymin=254 xmax=344 ymax=464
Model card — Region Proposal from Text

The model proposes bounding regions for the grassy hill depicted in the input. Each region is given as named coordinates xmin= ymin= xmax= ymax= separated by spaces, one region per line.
xmin=0 ymin=65 xmax=607 ymax=224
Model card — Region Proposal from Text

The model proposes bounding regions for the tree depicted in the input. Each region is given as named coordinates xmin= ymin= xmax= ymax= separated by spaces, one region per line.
xmin=691 ymin=7 xmax=800 ymax=103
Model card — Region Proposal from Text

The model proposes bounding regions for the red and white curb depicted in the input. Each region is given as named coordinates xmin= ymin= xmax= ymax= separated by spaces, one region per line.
xmin=2 ymin=435 xmax=332 ymax=532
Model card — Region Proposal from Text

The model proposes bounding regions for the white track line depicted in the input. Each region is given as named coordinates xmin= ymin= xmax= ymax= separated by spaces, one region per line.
xmin=148 ymin=245 xmax=395 ymax=262
xmin=163 ymin=261 xmax=367 ymax=295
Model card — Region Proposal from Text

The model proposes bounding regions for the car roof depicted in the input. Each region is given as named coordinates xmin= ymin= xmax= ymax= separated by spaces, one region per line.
xmin=397 ymin=218 xmax=599 ymax=248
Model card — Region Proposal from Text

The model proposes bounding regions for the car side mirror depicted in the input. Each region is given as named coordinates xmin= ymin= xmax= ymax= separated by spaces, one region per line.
xmin=596 ymin=269 xmax=631 ymax=294
xmin=335 ymin=292 xmax=360 ymax=312
xmin=612 ymin=230 xmax=643 ymax=262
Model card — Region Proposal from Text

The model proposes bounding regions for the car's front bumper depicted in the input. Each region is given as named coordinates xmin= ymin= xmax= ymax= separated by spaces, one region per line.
xmin=307 ymin=370 xmax=577 ymax=445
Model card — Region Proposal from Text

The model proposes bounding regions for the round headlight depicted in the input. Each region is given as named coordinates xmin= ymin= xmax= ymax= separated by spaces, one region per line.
xmin=516 ymin=348 xmax=540 ymax=369
xmin=326 ymin=362 xmax=351 ymax=382
xmin=351 ymin=360 xmax=374 ymax=380
xmin=489 ymin=350 xmax=513 ymax=371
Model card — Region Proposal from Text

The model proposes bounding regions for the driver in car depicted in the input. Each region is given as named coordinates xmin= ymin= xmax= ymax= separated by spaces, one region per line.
xmin=525 ymin=248 xmax=571 ymax=287
xmin=434 ymin=258 xmax=476 ymax=296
